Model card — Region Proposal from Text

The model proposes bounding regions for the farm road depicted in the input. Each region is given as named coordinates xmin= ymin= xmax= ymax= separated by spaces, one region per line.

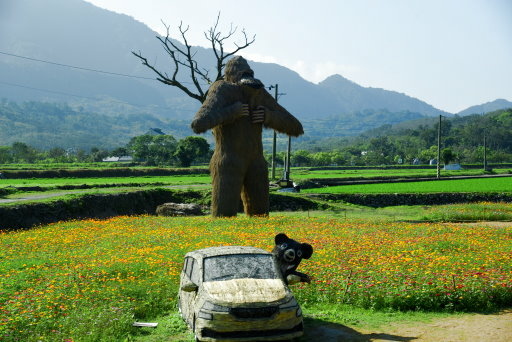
xmin=307 ymin=309 xmax=512 ymax=341
xmin=0 ymin=184 xmax=207 ymax=204
xmin=0 ymin=189 xmax=89 ymax=203
xmin=1 ymin=173 xmax=510 ymax=204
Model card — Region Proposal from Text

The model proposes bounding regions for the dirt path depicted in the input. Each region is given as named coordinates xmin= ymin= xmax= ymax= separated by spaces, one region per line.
xmin=457 ymin=221 xmax=512 ymax=228
xmin=308 ymin=310 xmax=512 ymax=341
xmin=0 ymin=189 xmax=89 ymax=203
xmin=0 ymin=184 xmax=208 ymax=204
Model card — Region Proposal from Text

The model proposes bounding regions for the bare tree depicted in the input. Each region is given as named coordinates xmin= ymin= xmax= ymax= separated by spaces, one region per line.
xmin=132 ymin=14 xmax=255 ymax=103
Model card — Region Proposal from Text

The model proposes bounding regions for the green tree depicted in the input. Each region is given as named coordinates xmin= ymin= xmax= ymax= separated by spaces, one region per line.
xmin=111 ymin=147 xmax=128 ymax=157
xmin=47 ymin=147 xmax=67 ymax=162
xmin=330 ymin=151 xmax=347 ymax=166
xmin=128 ymin=134 xmax=178 ymax=165
xmin=90 ymin=147 xmax=109 ymax=162
xmin=292 ymin=150 xmax=312 ymax=167
xmin=75 ymin=149 xmax=88 ymax=162
xmin=127 ymin=135 xmax=153 ymax=162
xmin=11 ymin=142 xmax=37 ymax=163
xmin=175 ymin=136 xmax=210 ymax=167
xmin=0 ymin=146 xmax=13 ymax=164
xmin=148 ymin=135 xmax=178 ymax=165
xmin=311 ymin=152 xmax=332 ymax=166
xmin=419 ymin=145 xmax=438 ymax=163
xmin=441 ymin=148 xmax=456 ymax=165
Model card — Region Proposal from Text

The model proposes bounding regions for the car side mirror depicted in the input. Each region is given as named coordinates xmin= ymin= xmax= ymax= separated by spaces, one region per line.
xmin=181 ymin=277 xmax=199 ymax=292
xmin=286 ymin=274 xmax=301 ymax=285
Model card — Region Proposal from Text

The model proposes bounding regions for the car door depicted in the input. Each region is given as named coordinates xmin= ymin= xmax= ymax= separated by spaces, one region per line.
xmin=180 ymin=256 xmax=200 ymax=327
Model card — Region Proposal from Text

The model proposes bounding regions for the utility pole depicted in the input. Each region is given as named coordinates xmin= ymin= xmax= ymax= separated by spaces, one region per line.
xmin=285 ymin=135 xmax=291 ymax=181
xmin=268 ymin=84 xmax=286 ymax=180
xmin=482 ymin=112 xmax=488 ymax=172
xmin=437 ymin=115 xmax=442 ymax=179
xmin=483 ymin=131 xmax=488 ymax=171
xmin=268 ymin=84 xmax=278 ymax=180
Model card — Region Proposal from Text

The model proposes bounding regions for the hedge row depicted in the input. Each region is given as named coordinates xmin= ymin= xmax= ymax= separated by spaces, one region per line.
xmin=308 ymin=163 xmax=512 ymax=171
xmin=0 ymin=190 xmax=321 ymax=231
xmin=0 ymin=188 xmax=16 ymax=197
xmin=0 ymin=189 xmax=208 ymax=231
xmin=0 ymin=167 xmax=209 ymax=179
xmin=303 ymin=174 xmax=512 ymax=188
xmin=8 ymin=183 xmax=170 ymax=193
xmin=307 ymin=192 xmax=512 ymax=207
xmin=3 ymin=190 xmax=510 ymax=231
xmin=269 ymin=193 xmax=325 ymax=212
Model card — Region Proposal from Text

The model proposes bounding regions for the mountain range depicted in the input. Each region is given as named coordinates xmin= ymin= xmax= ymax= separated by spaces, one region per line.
xmin=1 ymin=0 xmax=511 ymax=150
xmin=456 ymin=99 xmax=512 ymax=117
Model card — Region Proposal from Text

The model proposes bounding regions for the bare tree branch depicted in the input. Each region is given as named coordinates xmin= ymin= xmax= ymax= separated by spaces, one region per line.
xmin=132 ymin=14 xmax=255 ymax=103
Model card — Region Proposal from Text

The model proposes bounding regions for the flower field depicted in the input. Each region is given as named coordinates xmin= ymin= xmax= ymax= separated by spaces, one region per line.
xmin=1 ymin=215 xmax=511 ymax=341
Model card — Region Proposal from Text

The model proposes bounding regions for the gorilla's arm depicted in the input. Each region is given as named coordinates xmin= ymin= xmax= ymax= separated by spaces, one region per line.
xmin=191 ymin=81 xmax=246 ymax=134
xmin=259 ymin=91 xmax=304 ymax=137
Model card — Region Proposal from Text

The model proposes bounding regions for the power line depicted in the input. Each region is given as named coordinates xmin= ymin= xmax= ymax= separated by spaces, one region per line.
xmin=0 ymin=50 xmax=155 ymax=80
xmin=0 ymin=50 xmax=210 ymax=86
xmin=0 ymin=50 xmax=211 ymax=108
xmin=0 ymin=80 xmax=199 ymax=113
xmin=0 ymin=80 xmax=102 ymax=101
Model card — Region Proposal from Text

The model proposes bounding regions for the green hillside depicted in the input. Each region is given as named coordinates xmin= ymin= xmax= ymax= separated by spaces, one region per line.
xmin=0 ymin=100 xmax=191 ymax=150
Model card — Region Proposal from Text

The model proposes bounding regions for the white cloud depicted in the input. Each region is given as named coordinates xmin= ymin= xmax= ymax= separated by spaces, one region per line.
xmin=288 ymin=60 xmax=362 ymax=83
xmin=239 ymin=52 xmax=279 ymax=65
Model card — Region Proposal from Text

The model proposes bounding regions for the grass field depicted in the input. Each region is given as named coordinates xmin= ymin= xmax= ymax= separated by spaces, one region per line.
xmin=1 ymin=167 xmax=509 ymax=196
xmin=0 ymin=163 xmax=210 ymax=170
xmin=302 ymin=176 xmax=512 ymax=194
xmin=0 ymin=175 xmax=211 ymax=188
xmin=0 ymin=175 xmax=212 ymax=207
xmin=1 ymin=212 xmax=510 ymax=341
xmin=0 ymin=162 xmax=127 ymax=170
xmin=291 ymin=168 xmax=498 ymax=180
xmin=423 ymin=202 xmax=512 ymax=221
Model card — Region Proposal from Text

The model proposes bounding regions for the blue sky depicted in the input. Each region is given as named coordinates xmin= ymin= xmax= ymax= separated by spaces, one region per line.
xmin=85 ymin=0 xmax=512 ymax=113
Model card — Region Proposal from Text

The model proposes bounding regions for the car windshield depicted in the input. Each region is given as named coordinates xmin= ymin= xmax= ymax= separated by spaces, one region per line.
xmin=203 ymin=254 xmax=279 ymax=282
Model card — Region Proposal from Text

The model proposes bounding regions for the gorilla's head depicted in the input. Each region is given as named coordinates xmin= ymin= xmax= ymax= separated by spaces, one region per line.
xmin=224 ymin=56 xmax=264 ymax=89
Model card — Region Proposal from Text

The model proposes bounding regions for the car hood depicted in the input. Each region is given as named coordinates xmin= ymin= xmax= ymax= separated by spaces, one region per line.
xmin=203 ymin=278 xmax=288 ymax=304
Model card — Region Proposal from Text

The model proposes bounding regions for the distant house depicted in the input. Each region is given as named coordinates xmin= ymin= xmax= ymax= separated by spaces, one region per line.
xmin=118 ymin=156 xmax=133 ymax=162
xmin=146 ymin=128 xmax=165 ymax=135
xmin=102 ymin=156 xmax=133 ymax=162
xmin=444 ymin=163 xmax=462 ymax=170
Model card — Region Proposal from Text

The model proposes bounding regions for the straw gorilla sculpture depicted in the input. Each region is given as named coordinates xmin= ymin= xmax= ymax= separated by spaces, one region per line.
xmin=191 ymin=56 xmax=303 ymax=217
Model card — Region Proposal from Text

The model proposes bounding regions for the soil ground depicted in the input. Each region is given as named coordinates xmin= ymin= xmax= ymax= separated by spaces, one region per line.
xmin=307 ymin=310 xmax=512 ymax=342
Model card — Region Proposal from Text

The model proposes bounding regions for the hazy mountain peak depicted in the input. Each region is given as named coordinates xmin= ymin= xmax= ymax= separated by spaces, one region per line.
xmin=319 ymin=74 xmax=360 ymax=88
xmin=457 ymin=99 xmax=512 ymax=116
xmin=317 ymin=73 xmax=447 ymax=117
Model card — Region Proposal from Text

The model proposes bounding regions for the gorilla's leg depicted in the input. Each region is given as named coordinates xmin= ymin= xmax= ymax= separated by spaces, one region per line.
xmin=211 ymin=161 xmax=245 ymax=217
xmin=241 ymin=158 xmax=269 ymax=216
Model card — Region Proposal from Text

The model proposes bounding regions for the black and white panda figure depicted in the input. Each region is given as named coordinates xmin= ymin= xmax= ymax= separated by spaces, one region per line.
xmin=272 ymin=233 xmax=313 ymax=284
